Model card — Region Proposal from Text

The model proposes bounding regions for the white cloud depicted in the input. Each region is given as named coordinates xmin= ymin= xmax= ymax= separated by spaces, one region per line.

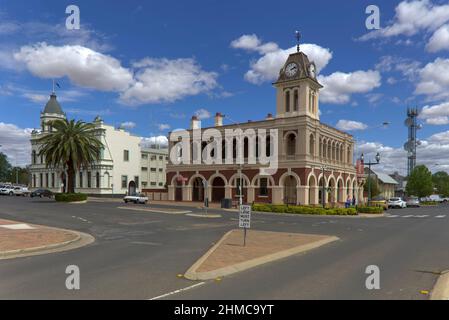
xmin=158 ymin=123 xmax=171 ymax=131
xmin=375 ymin=56 xmax=421 ymax=82
xmin=231 ymin=34 xmax=332 ymax=84
xmin=420 ymin=101 xmax=449 ymax=125
xmin=140 ymin=136 xmax=168 ymax=148
xmin=336 ymin=120 xmax=368 ymax=131
xmin=426 ymin=24 xmax=449 ymax=52
xmin=14 ymin=42 xmax=133 ymax=92
xmin=120 ymin=121 xmax=136 ymax=130
xmin=415 ymin=58 xmax=449 ymax=100
xmin=359 ymin=0 xmax=449 ymax=40
xmin=194 ymin=108 xmax=211 ymax=120
xmin=356 ymin=129 xmax=449 ymax=174
xmin=0 ymin=122 xmax=32 ymax=167
xmin=120 ymin=58 xmax=218 ymax=105
xmin=318 ymin=70 xmax=381 ymax=104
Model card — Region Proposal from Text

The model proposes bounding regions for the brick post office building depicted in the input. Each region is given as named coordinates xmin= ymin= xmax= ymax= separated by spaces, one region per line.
xmin=166 ymin=48 xmax=364 ymax=206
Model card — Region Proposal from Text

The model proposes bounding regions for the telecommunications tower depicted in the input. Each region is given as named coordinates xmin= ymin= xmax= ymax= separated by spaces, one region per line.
xmin=404 ymin=107 xmax=422 ymax=176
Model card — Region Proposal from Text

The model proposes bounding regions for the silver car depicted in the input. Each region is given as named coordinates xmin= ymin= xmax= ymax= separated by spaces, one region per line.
xmin=406 ymin=197 xmax=420 ymax=207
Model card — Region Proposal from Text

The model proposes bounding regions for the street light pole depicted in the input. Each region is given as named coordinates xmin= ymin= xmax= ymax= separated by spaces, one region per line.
xmin=360 ymin=152 xmax=380 ymax=206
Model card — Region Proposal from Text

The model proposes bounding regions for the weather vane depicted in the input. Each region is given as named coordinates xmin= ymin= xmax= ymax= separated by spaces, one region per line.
xmin=295 ymin=30 xmax=301 ymax=52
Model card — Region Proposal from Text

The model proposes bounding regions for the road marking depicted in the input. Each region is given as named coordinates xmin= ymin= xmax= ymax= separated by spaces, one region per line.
xmin=0 ymin=223 xmax=35 ymax=230
xmin=435 ymin=215 xmax=446 ymax=218
xmin=387 ymin=215 xmax=398 ymax=218
xmin=402 ymin=215 xmax=413 ymax=218
xmin=149 ymin=282 xmax=206 ymax=300
xmin=415 ymin=215 xmax=429 ymax=218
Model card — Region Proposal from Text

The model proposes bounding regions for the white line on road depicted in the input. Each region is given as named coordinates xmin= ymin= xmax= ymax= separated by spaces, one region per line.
xmin=149 ymin=282 xmax=206 ymax=300
xmin=435 ymin=215 xmax=446 ymax=218
xmin=402 ymin=215 xmax=413 ymax=218
xmin=387 ymin=215 xmax=398 ymax=218
xmin=415 ymin=215 xmax=429 ymax=218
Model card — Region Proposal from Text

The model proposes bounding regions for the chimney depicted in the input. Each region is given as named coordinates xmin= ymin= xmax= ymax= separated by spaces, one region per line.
xmin=215 ymin=112 xmax=224 ymax=127
xmin=190 ymin=115 xmax=200 ymax=130
xmin=266 ymin=113 xmax=274 ymax=120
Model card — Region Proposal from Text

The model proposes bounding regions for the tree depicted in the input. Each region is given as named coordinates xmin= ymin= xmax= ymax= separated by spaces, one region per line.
xmin=363 ymin=177 xmax=381 ymax=198
xmin=432 ymin=171 xmax=449 ymax=197
xmin=37 ymin=119 xmax=103 ymax=193
xmin=0 ymin=152 xmax=12 ymax=182
xmin=8 ymin=166 xmax=30 ymax=185
xmin=406 ymin=165 xmax=433 ymax=197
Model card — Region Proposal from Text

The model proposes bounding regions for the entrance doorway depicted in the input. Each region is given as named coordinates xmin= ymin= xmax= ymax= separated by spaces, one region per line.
xmin=283 ymin=175 xmax=297 ymax=205
xmin=192 ymin=177 xmax=204 ymax=202
xmin=211 ymin=177 xmax=225 ymax=202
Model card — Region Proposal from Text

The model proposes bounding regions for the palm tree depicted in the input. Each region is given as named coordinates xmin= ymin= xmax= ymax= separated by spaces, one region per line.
xmin=37 ymin=119 xmax=103 ymax=193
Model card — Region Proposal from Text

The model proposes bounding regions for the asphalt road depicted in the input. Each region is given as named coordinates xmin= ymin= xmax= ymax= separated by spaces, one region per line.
xmin=0 ymin=196 xmax=448 ymax=299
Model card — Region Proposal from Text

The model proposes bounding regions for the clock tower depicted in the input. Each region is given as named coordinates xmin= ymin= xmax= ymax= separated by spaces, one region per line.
xmin=273 ymin=36 xmax=322 ymax=120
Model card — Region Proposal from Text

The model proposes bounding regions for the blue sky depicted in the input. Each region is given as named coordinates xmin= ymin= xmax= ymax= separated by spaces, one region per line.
xmin=1 ymin=0 xmax=449 ymax=173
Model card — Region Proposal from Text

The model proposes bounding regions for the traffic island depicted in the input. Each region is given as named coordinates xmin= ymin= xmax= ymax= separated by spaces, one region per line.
xmin=0 ymin=218 xmax=94 ymax=260
xmin=184 ymin=229 xmax=338 ymax=280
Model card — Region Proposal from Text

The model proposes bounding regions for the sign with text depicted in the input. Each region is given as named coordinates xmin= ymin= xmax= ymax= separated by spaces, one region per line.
xmin=239 ymin=205 xmax=251 ymax=229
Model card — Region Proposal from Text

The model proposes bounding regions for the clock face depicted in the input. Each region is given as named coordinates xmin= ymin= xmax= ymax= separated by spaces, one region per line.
xmin=285 ymin=63 xmax=298 ymax=77
xmin=309 ymin=64 xmax=316 ymax=78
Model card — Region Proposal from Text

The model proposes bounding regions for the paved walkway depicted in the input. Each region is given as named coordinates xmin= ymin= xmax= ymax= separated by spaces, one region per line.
xmin=0 ymin=218 xmax=82 ymax=258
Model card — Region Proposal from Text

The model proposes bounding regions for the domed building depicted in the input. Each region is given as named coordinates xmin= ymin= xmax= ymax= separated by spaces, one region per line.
xmin=29 ymin=92 xmax=167 ymax=196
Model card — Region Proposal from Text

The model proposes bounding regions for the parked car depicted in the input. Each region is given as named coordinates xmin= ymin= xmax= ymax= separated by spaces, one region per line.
xmin=123 ymin=193 xmax=148 ymax=204
xmin=388 ymin=197 xmax=407 ymax=208
xmin=429 ymin=194 xmax=444 ymax=203
xmin=370 ymin=196 xmax=388 ymax=210
xmin=0 ymin=185 xmax=14 ymax=195
xmin=12 ymin=186 xmax=30 ymax=197
xmin=30 ymin=189 xmax=54 ymax=198
xmin=406 ymin=196 xmax=420 ymax=207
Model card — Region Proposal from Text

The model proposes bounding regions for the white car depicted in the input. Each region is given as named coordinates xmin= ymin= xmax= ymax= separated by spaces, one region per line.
xmin=123 ymin=193 xmax=148 ymax=204
xmin=388 ymin=197 xmax=407 ymax=209
xmin=0 ymin=185 xmax=14 ymax=195
xmin=12 ymin=187 xmax=30 ymax=196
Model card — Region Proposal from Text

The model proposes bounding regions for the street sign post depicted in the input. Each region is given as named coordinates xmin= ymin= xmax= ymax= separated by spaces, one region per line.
xmin=239 ymin=205 xmax=251 ymax=246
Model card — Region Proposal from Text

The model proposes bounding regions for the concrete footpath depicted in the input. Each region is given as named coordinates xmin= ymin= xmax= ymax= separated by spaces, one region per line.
xmin=0 ymin=218 xmax=94 ymax=259
xmin=185 ymin=229 xmax=338 ymax=280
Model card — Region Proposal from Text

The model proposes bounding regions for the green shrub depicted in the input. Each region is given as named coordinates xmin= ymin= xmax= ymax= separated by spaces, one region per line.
xmin=356 ymin=206 xmax=384 ymax=214
xmin=420 ymin=201 xmax=439 ymax=206
xmin=55 ymin=193 xmax=88 ymax=202
xmin=251 ymin=203 xmax=357 ymax=216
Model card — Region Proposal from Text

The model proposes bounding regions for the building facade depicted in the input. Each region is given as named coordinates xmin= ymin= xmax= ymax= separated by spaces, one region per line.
xmin=166 ymin=49 xmax=364 ymax=206
xmin=30 ymin=92 xmax=167 ymax=196
xmin=140 ymin=147 xmax=168 ymax=190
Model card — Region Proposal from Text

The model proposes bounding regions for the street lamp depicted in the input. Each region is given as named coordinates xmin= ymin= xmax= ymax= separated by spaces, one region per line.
xmin=361 ymin=152 xmax=381 ymax=206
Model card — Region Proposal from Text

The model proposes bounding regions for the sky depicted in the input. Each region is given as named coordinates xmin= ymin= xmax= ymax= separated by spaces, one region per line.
xmin=1 ymin=0 xmax=449 ymax=174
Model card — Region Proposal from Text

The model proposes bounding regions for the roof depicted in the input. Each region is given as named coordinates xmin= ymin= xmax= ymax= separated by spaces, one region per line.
xmin=43 ymin=93 xmax=64 ymax=115
xmin=274 ymin=51 xmax=322 ymax=87
xmin=372 ymin=170 xmax=399 ymax=185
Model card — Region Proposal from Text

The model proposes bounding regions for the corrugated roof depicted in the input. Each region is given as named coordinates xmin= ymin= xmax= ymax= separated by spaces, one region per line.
xmin=372 ymin=170 xmax=398 ymax=185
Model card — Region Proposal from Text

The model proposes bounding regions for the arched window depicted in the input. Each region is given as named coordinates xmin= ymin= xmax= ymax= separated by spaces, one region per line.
xmin=309 ymin=134 xmax=315 ymax=156
xmin=293 ymin=90 xmax=299 ymax=111
xmin=319 ymin=139 xmax=323 ymax=157
xmin=285 ymin=91 xmax=290 ymax=113
xmin=286 ymin=133 xmax=296 ymax=156
xmin=32 ymin=150 xmax=37 ymax=164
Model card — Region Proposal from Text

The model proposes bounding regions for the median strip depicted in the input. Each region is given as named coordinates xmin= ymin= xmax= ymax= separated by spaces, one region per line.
xmin=117 ymin=206 xmax=191 ymax=215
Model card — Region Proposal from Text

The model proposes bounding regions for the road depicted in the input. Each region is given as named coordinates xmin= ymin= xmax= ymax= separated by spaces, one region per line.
xmin=0 ymin=196 xmax=448 ymax=299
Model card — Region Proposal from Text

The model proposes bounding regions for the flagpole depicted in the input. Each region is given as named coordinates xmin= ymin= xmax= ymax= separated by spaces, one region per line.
xmin=52 ymin=79 xmax=55 ymax=94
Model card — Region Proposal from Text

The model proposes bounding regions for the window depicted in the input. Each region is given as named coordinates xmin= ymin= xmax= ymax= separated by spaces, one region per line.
xmin=45 ymin=173 xmax=49 ymax=187
xmin=286 ymin=133 xmax=296 ymax=156
xmin=32 ymin=151 xmax=37 ymax=164
xmin=151 ymin=155 xmax=156 ymax=161
xmin=87 ymin=172 xmax=92 ymax=188
xmin=293 ymin=90 xmax=299 ymax=111
xmin=121 ymin=175 xmax=128 ymax=189
xmin=159 ymin=168 xmax=163 ymax=172
xmin=150 ymin=168 xmax=156 ymax=172
xmin=79 ymin=172 xmax=83 ymax=188
xmin=40 ymin=154 xmax=44 ymax=164
xmin=159 ymin=182 xmax=163 ymax=186
xmin=309 ymin=134 xmax=315 ymax=156
xmin=285 ymin=91 xmax=290 ymax=112
xmin=142 ymin=181 xmax=148 ymax=187
xmin=124 ymin=150 xmax=129 ymax=161
xmin=33 ymin=174 xmax=36 ymax=188
xmin=259 ymin=178 xmax=268 ymax=196
xmin=51 ymin=173 xmax=55 ymax=188
xmin=39 ymin=173 xmax=43 ymax=188
xmin=141 ymin=167 xmax=148 ymax=171
xmin=96 ymin=172 xmax=100 ymax=188
xmin=141 ymin=153 xmax=148 ymax=159
xmin=134 ymin=176 xmax=139 ymax=188
xmin=151 ymin=182 xmax=156 ymax=186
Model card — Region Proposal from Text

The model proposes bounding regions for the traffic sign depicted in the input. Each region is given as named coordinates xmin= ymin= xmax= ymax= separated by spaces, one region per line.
xmin=239 ymin=205 xmax=251 ymax=229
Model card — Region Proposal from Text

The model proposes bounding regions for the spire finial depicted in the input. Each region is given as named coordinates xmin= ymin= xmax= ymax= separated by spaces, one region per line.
xmin=295 ymin=30 xmax=301 ymax=52
xmin=52 ymin=79 xmax=55 ymax=94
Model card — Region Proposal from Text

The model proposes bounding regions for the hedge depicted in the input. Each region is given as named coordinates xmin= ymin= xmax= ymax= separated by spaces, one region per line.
xmin=356 ymin=206 xmax=384 ymax=214
xmin=251 ymin=203 xmax=357 ymax=216
xmin=55 ymin=193 xmax=88 ymax=202
xmin=420 ymin=201 xmax=439 ymax=206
